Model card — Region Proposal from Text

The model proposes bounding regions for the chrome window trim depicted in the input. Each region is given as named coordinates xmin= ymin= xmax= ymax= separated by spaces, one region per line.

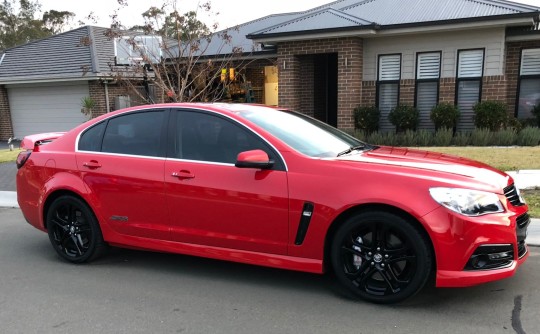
xmin=74 ymin=105 xmax=289 ymax=171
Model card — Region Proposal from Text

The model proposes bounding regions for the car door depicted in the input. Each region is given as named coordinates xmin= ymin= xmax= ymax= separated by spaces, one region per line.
xmin=76 ymin=109 xmax=169 ymax=240
xmin=164 ymin=109 xmax=289 ymax=255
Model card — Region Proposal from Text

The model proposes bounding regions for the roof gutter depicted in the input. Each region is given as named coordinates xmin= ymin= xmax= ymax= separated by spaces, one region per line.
xmin=0 ymin=76 xmax=103 ymax=86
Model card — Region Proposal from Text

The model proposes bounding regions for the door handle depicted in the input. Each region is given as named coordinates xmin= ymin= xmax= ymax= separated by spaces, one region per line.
xmin=83 ymin=160 xmax=102 ymax=169
xmin=171 ymin=170 xmax=195 ymax=179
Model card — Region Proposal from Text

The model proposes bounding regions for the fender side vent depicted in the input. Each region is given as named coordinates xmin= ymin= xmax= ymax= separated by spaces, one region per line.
xmin=294 ymin=202 xmax=314 ymax=245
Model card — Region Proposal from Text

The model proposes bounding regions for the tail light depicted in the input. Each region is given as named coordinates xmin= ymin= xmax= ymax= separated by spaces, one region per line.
xmin=16 ymin=151 xmax=31 ymax=169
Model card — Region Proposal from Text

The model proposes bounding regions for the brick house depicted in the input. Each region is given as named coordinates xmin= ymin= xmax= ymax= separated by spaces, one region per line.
xmin=242 ymin=0 xmax=540 ymax=131
xmin=1 ymin=0 xmax=540 ymax=140
xmin=0 ymin=26 xmax=156 ymax=140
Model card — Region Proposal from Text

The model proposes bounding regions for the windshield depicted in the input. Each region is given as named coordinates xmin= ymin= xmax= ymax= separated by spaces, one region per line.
xmin=239 ymin=109 xmax=367 ymax=157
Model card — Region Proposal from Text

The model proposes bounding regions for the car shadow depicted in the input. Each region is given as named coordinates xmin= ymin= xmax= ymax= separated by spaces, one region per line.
xmin=30 ymin=239 xmax=533 ymax=309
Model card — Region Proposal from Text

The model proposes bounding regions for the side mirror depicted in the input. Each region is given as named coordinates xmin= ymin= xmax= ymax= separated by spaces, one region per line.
xmin=235 ymin=149 xmax=274 ymax=169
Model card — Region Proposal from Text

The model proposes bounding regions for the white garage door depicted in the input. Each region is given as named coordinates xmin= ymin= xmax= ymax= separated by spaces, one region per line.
xmin=8 ymin=82 xmax=90 ymax=138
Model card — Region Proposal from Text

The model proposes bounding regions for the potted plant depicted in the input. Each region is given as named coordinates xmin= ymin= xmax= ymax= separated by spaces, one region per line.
xmin=81 ymin=96 xmax=96 ymax=120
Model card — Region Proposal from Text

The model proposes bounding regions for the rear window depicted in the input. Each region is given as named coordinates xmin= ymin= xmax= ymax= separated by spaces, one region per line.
xmin=78 ymin=122 xmax=105 ymax=152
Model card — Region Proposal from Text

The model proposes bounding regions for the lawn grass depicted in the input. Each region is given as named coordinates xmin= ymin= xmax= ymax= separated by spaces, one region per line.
xmin=522 ymin=189 xmax=540 ymax=218
xmin=414 ymin=146 xmax=540 ymax=171
xmin=0 ymin=149 xmax=22 ymax=163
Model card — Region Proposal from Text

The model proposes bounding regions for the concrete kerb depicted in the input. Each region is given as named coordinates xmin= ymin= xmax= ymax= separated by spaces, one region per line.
xmin=0 ymin=191 xmax=18 ymax=208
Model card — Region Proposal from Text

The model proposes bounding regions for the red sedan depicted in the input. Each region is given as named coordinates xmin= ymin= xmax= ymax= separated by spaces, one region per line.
xmin=16 ymin=103 xmax=529 ymax=304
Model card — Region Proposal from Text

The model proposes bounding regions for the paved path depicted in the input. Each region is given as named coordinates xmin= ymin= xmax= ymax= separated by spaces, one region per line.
xmin=0 ymin=162 xmax=16 ymax=191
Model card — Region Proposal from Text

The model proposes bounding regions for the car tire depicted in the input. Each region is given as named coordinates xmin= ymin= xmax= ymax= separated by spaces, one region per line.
xmin=46 ymin=195 xmax=107 ymax=263
xmin=330 ymin=211 xmax=432 ymax=304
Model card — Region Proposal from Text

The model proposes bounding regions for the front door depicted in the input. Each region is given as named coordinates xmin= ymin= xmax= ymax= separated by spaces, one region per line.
xmin=164 ymin=109 xmax=289 ymax=255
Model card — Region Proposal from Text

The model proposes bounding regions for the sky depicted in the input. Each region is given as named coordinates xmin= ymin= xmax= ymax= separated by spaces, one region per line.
xmin=37 ymin=0 xmax=334 ymax=30
xmin=35 ymin=0 xmax=540 ymax=32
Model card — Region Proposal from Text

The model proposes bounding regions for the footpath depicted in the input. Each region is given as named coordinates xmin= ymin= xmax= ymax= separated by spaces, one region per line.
xmin=1 ymin=159 xmax=539 ymax=246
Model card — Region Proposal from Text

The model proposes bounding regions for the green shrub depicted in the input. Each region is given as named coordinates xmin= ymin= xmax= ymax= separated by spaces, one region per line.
xmin=388 ymin=105 xmax=419 ymax=132
xmin=470 ymin=128 xmax=494 ymax=146
xmin=368 ymin=131 xmax=401 ymax=146
xmin=366 ymin=131 xmax=384 ymax=145
xmin=452 ymin=131 xmax=471 ymax=146
xmin=507 ymin=117 xmax=523 ymax=132
xmin=430 ymin=103 xmax=460 ymax=130
xmin=353 ymin=130 xmax=367 ymax=142
xmin=532 ymin=104 xmax=540 ymax=127
xmin=473 ymin=100 xmax=508 ymax=131
xmin=354 ymin=106 xmax=380 ymax=133
xmin=397 ymin=130 xmax=417 ymax=146
xmin=516 ymin=126 xmax=540 ymax=146
xmin=519 ymin=118 xmax=538 ymax=128
xmin=416 ymin=130 xmax=433 ymax=147
xmin=433 ymin=128 xmax=453 ymax=146
xmin=492 ymin=128 xmax=517 ymax=146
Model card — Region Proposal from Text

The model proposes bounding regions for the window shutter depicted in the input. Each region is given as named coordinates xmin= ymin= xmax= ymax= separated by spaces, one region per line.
xmin=520 ymin=48 xmax=540 ymax=76
xmin=456 ymin=81 xmax=481 ymax=131
xmin=379 ymin=55 xmax=401 ymax=81
xmin=416 ymin=82 xmax=438 ymax=130
xmin=458 ymin=50 xmax=484 ymax=78
xmin=417 ymin=53 xmax=440 ymax=79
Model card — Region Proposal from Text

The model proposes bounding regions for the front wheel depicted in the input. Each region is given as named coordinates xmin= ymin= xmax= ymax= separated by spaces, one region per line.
xmin=46 ymin=195 xmax=106 ymax=263
xmin=330 ymin=211 xmax=432 ymax=304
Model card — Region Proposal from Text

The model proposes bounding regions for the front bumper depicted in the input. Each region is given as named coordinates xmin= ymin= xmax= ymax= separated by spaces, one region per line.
xmin=421 ymin=204 xmax=529 ymax=288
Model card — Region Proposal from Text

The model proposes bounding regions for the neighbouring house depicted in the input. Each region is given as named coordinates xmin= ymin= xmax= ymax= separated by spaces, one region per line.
xmin=1 ymin=0 xmax=540 ymax=140
xmin=0 ymin=26 xmax=156 ymax=140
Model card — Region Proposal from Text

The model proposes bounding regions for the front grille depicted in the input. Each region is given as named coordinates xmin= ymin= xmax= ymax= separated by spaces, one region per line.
xmin=504 ymin=184 xmax=525 ymax=207
xmin=516 ymin=213 xmax=530 ymax=259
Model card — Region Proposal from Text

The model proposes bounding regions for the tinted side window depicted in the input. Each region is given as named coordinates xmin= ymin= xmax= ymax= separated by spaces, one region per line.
xmin=102 ymin=111 xmax=164 ymax=157
xmin=175 ymin=111 xmax=274 ymax=165
xmin=78 ymin=122 xmax=105 ymax=152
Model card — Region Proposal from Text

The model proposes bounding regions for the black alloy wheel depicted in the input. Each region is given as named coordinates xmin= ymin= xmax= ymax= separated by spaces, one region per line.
xmin=331 ymin=211 xmax=432 ymax=304
xmin=47 ymin=195 xmax=106 ymax=263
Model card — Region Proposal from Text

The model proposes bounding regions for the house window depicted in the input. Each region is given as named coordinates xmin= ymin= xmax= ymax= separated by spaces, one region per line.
xmin=415 ymin=52 xmax=441 ymax=130
xmin=377 ymin=54 xmax=401 ymax=131
xmin=456 ymin=49 xmax=484 ymax=131
xmin=517 ymin=48 xmax=540 ymax=119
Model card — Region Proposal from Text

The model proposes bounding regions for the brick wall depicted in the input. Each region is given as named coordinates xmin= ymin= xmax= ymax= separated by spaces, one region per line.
xmin=89 ymin=81 xmax=163 ymax=117
xmin=300 ymin=55 xmax=315 ymax=117
xmin=399 ymin=79 xmax=415 ymax=105
xmin=506 ymin=40 xmax=540 ymax=116
xmin=481 ymin=75 xmax=506 ymax=102
xmin=439 ymin=78 xmax=456 ymax=103
xmin=0 ymin=85 xmax=13 ymax=141
xmin=277 ymin=37 xmax=363 ymax=130
xmin=361 ymin=81 xmax=376 ymax=106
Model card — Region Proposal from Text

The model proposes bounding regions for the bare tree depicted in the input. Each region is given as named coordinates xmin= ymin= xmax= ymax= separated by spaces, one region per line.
xmin=104 ymin=0 xmax=252 ymax=105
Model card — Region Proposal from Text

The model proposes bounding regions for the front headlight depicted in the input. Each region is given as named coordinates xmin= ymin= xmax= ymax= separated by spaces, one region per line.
xmin=429 ymin=188 xmax=504 ymax=217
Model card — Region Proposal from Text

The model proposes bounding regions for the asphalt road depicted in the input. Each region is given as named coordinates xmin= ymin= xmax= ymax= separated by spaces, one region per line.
xmin=1 ymin=208 xmax=539 ymax=334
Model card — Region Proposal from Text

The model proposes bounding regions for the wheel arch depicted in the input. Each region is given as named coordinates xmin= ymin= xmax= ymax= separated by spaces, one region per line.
xmin=42 ymin=190 xmax=91 ymax=231
xmin=322 ymin=203 xmax=436 ymax=273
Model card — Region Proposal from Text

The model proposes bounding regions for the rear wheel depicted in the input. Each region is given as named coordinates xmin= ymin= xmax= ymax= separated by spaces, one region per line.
xmin=330 ymin=211 xmax=432 ymax=304
xmin=46 ymin=195 xmax=106 ymax=263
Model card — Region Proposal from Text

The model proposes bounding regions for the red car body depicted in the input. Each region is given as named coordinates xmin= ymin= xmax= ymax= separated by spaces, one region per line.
xmin=16 ymin=103 xmax=529 ymax=303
